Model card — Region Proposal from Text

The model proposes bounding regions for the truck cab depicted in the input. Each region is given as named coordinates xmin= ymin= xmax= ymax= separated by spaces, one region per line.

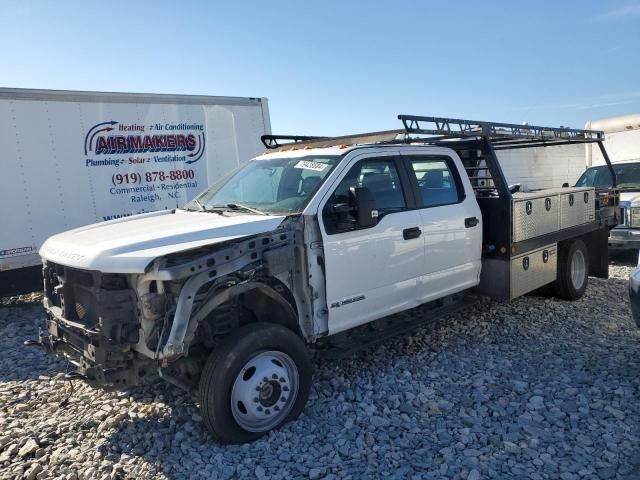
xmin=306 ymin=144 xmax=483 ymax=334
xmin=36 ymin=115 xmax=617 ymax=443
xmin=576 ymin=160 xmax=640 ymax=250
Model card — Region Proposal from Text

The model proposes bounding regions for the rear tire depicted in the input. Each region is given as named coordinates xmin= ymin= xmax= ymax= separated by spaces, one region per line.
xmin=553 ymin=239 xmax=589 ymax=300
xmin=198 ymin=323 xmax=312 ymax=444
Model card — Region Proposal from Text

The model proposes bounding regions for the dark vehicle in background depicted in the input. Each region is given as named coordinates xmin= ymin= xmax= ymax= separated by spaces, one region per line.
xmin=576 ymin=161 xmax=640 ymax=250
xmin=581 ymin=114 xmax=640 ymax=251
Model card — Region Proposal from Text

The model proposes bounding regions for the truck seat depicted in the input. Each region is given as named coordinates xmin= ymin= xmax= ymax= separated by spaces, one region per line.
xmin=361 ymin=172 xmax=405 ymax=209
xmin=300 ymin=176 xmax=322 ymax=195
xmin=421 ymin=170 xmax=458 ymax=206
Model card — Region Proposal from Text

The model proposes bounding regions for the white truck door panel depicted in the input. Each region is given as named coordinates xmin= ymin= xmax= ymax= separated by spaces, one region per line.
xmin=417 ymin=202 xmax=482 ymax=300
xmin=404 ymin=153 xmax=482 ymax=301
xmin=323 ymin=210 xmax=424 ymax=333
xmin=318 ymin=153 xmax=425 ymax=334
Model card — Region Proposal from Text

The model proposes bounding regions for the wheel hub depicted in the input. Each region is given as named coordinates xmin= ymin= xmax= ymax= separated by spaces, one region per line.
xmin=259 ymin=380 xmax=281 ymax=407
xmin=230 ymin=351 xmax=299 ymax=432
xmin=570 ymin=249 xmax=586 ymax=290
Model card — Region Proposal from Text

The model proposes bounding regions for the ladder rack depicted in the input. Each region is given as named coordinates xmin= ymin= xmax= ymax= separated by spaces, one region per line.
xmin=261 ymin=130 xmax=404 ymax=150
xmin=261 ymin=135 xmax=327 ymax=149
xmin=261 ymin=114 xmax=616 ymax=190
xmin=263 ymin=114 xmax=604 ymax=150
xmin=398 ymin=114 xmax=604 ymax=148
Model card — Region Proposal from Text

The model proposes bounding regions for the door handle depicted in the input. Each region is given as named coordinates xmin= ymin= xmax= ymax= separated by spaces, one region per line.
xmin=465 ymin=217 xmax=479 ymax=228
xmin=403 ymin=227 xmax=422 ymax=240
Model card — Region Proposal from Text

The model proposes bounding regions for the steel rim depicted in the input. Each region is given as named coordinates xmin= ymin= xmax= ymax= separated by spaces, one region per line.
xmin=230 ymin=350 xmax=299 ymax=432
xmin=570 ymin=249 xmax=586 ymax=290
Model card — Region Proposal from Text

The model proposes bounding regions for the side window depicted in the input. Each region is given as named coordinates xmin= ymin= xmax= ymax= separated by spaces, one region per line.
xmin=409 ymin=158 xmax=463 ymax=207
xmin=323 ymin=158 xmax=406 ymax=233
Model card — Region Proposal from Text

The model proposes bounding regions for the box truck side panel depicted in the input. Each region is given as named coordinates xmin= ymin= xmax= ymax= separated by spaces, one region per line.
xmin=0 ymin=101 xmax=40 ymax=271
xmin=586 ymin=114 xmax=640 ymax=166
xmin=78 ymin=100 xmax=212 ymax=217
xmin=0 ymin=90 xmax=269 ymax=286
xmin=587 ymin=129 xmax=640 ymax=166
xmin=202 ymin=103 xmax=270 ymax=188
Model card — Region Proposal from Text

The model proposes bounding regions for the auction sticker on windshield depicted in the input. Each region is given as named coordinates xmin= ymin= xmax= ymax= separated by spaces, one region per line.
xmin=294 ymin=160 xmax=328 ymax=172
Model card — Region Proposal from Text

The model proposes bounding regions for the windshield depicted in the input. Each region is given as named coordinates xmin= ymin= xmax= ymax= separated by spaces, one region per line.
xmin=576 ymin=163 xmax=640 ymax=190
xmin=186 ymin=156 xmax=340 ymax=215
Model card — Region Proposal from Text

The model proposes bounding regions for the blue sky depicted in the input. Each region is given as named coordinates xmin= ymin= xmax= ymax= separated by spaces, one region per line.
xmin=1 ymin=0 xmax=639 ymax=135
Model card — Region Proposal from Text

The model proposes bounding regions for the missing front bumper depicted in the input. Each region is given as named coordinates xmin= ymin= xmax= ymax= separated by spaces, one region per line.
xmin=41 ymin=304 xmax=155 ymax=389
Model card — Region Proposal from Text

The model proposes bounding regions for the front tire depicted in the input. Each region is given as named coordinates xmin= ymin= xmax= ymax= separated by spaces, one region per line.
xmin=553 ymin=239 xmax=589 ymax=300
xmin=198 ymin=323 xmax=312 ymax=444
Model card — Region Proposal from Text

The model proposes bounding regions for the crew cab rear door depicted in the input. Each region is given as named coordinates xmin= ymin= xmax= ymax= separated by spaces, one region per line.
xmin=401 ymin=150 xmax=483 ymax=300
xmin=318 ymin=150 xmax=425 ymax=334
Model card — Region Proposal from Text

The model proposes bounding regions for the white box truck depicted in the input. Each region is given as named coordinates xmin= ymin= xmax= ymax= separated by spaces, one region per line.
xmin=576 ymin=113 xmax=640 ymax=249
xmin=585 ymin=113 xmax=640 ymax=167
xmin=0 ymin=88 xmax=271 ymax=295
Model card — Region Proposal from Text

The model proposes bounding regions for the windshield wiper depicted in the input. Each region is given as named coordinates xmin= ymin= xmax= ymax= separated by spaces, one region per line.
xmin=207 ymin=203 xmax=269 ymax=215
xmin=183 ymin=198 xmax=206 ymax=212
xmin=225 ymin=203 xmax=269 ymax=215
xmin=193 ymin=198 xmax=206 ymax=211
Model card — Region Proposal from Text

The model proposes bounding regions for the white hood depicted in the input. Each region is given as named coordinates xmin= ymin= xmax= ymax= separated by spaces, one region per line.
xmin=620 ymin=191 xmax=640 ymax=206
xmin=39 ymin=210 xmax=286 ymax=273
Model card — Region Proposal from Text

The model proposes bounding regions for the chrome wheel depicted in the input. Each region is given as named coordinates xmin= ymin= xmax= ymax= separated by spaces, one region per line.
xmin=230 ymin=351 xmax=299 ymax=433
xmin=570 ymin=249 xmax=586 ymax=290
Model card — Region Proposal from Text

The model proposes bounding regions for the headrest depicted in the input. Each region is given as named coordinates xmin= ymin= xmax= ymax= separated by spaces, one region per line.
xmin=424 ymin=169 xmax=444 ymax=188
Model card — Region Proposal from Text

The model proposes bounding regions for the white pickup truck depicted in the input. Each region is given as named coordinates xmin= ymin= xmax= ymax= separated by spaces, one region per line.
xmin=34 ymin=115 xmax=618 ymax=443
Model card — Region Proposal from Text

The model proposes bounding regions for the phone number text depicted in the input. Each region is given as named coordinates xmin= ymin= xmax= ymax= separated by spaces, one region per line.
xmin=111 ymin=170 xmax=195 ymax=186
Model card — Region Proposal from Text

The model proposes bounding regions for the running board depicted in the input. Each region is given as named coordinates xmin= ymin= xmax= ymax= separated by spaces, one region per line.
xmin=316 ymin=294 xmax=477 ymax=360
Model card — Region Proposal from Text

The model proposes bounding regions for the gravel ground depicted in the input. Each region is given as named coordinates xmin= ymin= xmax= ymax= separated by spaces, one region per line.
xmin=1 ymin=261 xmax=639 ymax=480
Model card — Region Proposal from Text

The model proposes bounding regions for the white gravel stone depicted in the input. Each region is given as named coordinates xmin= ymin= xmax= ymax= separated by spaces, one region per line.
xmin=468 ymin=469 xmax=481 ymax=480
xmin=24 ymin=464 xmax=42 ymax=480
xmin=17 ymin=439 xmax=38 ymax=458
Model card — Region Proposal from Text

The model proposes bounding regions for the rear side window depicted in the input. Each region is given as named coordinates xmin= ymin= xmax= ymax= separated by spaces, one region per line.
xmin=408 ymin=157 xmax=463 ymax=207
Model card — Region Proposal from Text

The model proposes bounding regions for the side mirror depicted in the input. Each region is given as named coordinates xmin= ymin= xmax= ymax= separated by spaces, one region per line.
xmin=562 ymin=182 xmax=569 ymax=188
xmin=350 ymin=186 xmax=378 ymax=228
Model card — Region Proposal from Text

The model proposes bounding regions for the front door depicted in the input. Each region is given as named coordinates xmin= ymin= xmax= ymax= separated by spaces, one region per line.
xmin=319 ymin=153 xmax=425 ymax=335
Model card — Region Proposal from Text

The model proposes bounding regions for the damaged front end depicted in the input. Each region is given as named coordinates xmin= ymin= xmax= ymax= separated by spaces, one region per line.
xmin=39 ymin=262 xmax=155 ymax=388
xmin=36 ymin=216 xmax=326 ymax=391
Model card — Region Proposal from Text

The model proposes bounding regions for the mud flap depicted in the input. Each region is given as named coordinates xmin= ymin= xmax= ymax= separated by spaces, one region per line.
xmin=583 ymin=226 xmax=610 ymax=279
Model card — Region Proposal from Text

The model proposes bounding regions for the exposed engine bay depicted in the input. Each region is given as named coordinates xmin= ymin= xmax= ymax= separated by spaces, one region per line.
xmin=39 ymin=215 xmax=327 ymax=390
